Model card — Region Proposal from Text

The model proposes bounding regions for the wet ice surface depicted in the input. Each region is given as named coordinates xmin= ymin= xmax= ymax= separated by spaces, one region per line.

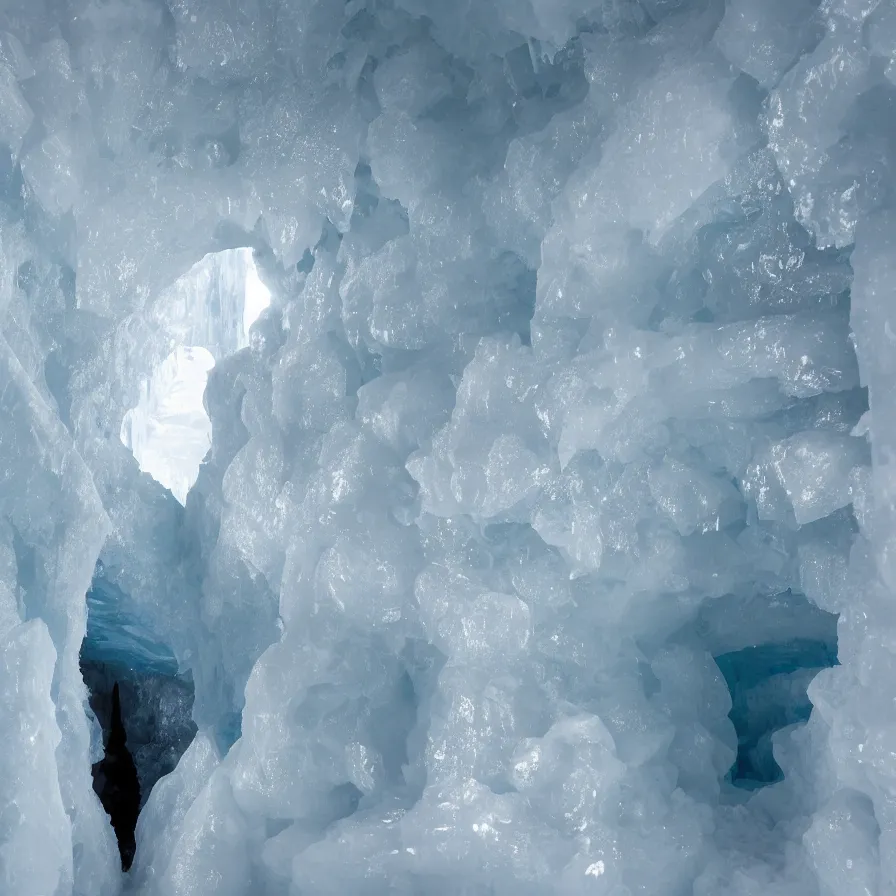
xmin=1 ymin=0 xmax=896 ymax=895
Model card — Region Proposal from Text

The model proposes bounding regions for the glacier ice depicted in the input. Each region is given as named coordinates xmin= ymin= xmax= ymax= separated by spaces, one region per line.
xmin=1 ymin=0 xmax=896 ymax=894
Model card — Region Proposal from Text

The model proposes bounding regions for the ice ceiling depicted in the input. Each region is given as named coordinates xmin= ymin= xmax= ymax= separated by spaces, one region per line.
xmin=1 ymin=0 xmax=896 ymax=895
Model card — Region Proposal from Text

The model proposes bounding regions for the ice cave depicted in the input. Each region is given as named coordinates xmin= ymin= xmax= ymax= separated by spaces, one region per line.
xmin=1 ymin=0 xmax=895 ymax=894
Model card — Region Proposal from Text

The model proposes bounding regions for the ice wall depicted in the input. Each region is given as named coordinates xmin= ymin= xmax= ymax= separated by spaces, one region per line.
xmin=1 ymin=0 xmax=896 ymax=894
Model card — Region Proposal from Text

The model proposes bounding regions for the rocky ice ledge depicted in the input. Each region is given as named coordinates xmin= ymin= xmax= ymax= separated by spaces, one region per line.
xmin=2 ymin=0 xmax=896 ymax=894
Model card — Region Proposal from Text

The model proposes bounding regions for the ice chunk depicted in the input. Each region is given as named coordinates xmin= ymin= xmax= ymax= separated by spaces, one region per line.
xmin=21 ymin=132 xmax=83 ymax=217
xmin=398 ymin=779 xmax=569 ymax=887
xmin=0 ymin=334 xmax=118 ymax=894
xmin=280 ymin=798 xmax=411 ymax=895
xmin=714 ymin=0 xmax=821 ymax=88
xmin=415 ymin=565 xmax=531 ymax=667
xmin=804 ymin=791 xmax=881 ymax=896
xmin=0 ymin=621 xmax=70 ymax=896
xmin=355 ymin=368 xmax=455 ymax=457
xmin=131 ymin=734 xmax=220 ymax=893
xmin=767 ymin=431 xmax=868 ymax=525
xmin=373 ymin=42 xmax=453 ymax=117
xmin=532 ymin=456 xmax=653 ymax=572
xmin=849 ymin=211 xmax=896 ymax=584
xmin=156 ymin=773 xmax=249 ymax=896
xmin=240 ymin=87 xmax=362 ymax=265
xmin=408 ymin=336 xmax=549 ymax=518
xmin=651 ymin=647 xmax=737 ymax=797
xmin=424 ymin=662 xmax=547 ymax=788
xmin=697 ymin=164 xmax=853 ymax=321
xmin=74 ymin=170 xmax=256 ymax=316
xmin=869 ymin=2 xmax=896 ymax=83
xmin=0 ymin=62 xmax=32 ymax=159
xmin=315 ymin=521 xmax=420 ymax=629
xmin=825 ymin=0 xmax=884 ymax=25
xmin=664 ymin=311 xmax=860 ymax=399
xmin=0 ymin=32 xmax=33 ymax=80
xmin=480 ymin=434 xmax=551 ymax=518
xmin=511 ymin=715 xmax=625 ymax=835
xmin=640 ymin=0 xmax=691 ymax=19
xmin=169 ymin=0 xmax=270 ymax=82
xmin=767 ymin=32 xmax=873 ymax=246
xmin=648 ymin=457 xmax=743 ymax=535
xmin=540 ymin=60 xmax=735 ymax=317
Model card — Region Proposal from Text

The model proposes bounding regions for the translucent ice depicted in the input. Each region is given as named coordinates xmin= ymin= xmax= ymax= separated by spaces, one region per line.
xmin=1 ymin=0 xmax=896 ymax=894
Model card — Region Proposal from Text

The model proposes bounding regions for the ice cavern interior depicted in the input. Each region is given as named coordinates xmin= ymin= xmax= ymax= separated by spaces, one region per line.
xmin=1 ymin=0 xmax=896 ymax=894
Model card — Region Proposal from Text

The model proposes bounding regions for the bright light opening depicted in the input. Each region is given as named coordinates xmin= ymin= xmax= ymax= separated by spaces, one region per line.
xmin=121 ymin=248 xmax=272 ymax=504
xmin=243 ymin=251 xmax=271 ymax=335
xmin=121 ymin=346 xmax=215 ymax=503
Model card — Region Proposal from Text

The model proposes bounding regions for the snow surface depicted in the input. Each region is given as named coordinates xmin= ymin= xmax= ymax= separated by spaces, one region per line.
xmin=0 ymin=0 xmax=895 ymax=895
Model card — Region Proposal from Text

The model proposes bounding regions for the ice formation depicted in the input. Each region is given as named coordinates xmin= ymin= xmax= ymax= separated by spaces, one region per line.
xmin=1 ymin=0 xmax=895 ymax=894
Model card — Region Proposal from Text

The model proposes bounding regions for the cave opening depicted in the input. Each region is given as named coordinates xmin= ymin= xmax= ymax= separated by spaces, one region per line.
xmin=716 ymin=635 xmax=839 ymax=789
xmin=119 ymin=245 xmax=271 ymax=505
xmin=680 ymin=588 xmax=840 ymax=791
xmin=81 ymin=656 xmax=197 ymax=871
xmin=80 ymin=568 xmax=198 ymax=873
xmin=76 ymin=244 xmax=273 ymax=868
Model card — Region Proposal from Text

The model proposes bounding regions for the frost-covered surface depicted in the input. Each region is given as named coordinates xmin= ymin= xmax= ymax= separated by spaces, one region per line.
xmin=1 ymin=0 xmax=896 ymax=894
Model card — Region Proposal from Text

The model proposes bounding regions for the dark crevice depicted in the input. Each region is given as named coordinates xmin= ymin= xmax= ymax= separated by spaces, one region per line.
xmin=91 ymin=682 xmax=141 ymax=871
xmin=716 ymin=635 xmax=839 ymax=790
xmin=82 ymin=658 xmax=198 ymax=871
